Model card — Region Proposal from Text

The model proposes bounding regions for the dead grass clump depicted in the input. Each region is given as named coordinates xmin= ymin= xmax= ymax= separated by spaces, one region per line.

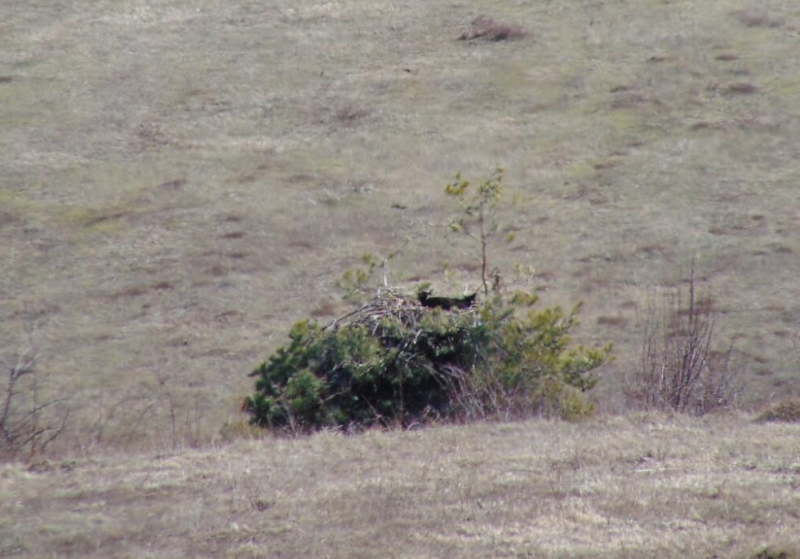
xmin=334 ymin=103 xmax=369 ymax=125
xmin=208 ymin=264 xmax=228 ymax=277
xmin=0 ymin=208 xmax=20 ymax=228
xmin=133 ymin=121 xmax=170 ymax=151
xmin=221 ymin=231 xmax=246 ymax=239
xmin=562 ymin=182 xmax=601 ymax=202
xmin=637 ymin=244 xmax=670 ymax=259
xmin=109 ymin=285 xmax=149 ymax=299
xmin=610 ymin=90 xmax=662 ymax=110
xmin=609 ymin=85 xmax=633 ymax=93
xmin=755 ymin=400 xmax=800 ymax=423
xmin=723 ymin=82 xmax=759 ymax=96
xmin=752 ymin=547 xmax=800 ymax=559
xmin=81 ymin=210 xmax=129 ymax=228
xmin=592 ymin=159 xmax=617 ymax=171
xmin=309 ymin=300 xmax=338 ymax=318
xmin=157 ymin=178 xmax=186 ymax=191
xmin=597 ymin=316 xmax=628 ymax=328
xmin=459 ymin=15 xmax=527 ymax=42
xmin=731 ymin=10 xmax=783 ymax=28
xmin=689 ymin=121 xmax=724 ymax=132
xmin=218 ymin=419 xmax=266 ymax=442
xmin=455 ymin=260 xmax=482 ymax=273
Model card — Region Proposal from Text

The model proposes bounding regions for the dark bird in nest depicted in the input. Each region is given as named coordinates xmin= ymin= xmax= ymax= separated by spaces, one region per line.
xmin=417 ymin=289 xmax=478 ymax=311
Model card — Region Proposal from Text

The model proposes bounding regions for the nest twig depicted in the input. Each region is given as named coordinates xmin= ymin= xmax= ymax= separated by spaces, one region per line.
xmin=324 ymin=288 xmax=477 ymax=335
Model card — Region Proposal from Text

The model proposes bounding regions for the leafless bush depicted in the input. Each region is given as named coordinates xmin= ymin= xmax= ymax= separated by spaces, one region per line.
xmin=626 ymin=266 xmax=745 ymax=415
xmin=1 ymin=348 xmax=69 ymax=461
xmin=459 ymin=15 xmax=527 ymax=42
xmin=85 ymin=389 xmax=159 ymax=450
xmin=83 ymin=367 xmax=206 ymax=451
xmin=434 ymin=365 xmax=513 ymax=422
xmin=433 ymin=364 xmax=593 ymax=422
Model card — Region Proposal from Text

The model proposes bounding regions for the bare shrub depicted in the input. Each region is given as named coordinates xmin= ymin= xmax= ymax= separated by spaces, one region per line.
xmin=625 ymin=265 xmax=745 ymax=415
xmin=434 ymin=363 xmax=593 ymax=423
xmin=83 ymin=367 xmax=207 ymax=451
xmin=433 ymin=364 xmax=518 ymax=422
xmin=459 ymin=15 xmax=527 ymax=42
xmin=1 ymin=348 xmax=69 ymax=461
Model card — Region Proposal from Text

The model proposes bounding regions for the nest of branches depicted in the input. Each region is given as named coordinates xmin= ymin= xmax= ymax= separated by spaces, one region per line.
xmin=325 ymin=288 xmax=479 ymax=335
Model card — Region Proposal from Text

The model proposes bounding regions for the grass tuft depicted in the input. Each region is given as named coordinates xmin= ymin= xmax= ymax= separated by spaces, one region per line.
xmin=723 ymin=82 xmax=760 ymax=96
xmin=751 ymin=547 xmax=800 ymax=559
xmin=731 ymin=10 xmax=784 ymax=28
xmin=459 ymin=15 xmax=527 ymax=42
xmin=597 ymin=315 xmax=629 ymax=328
xmin=754 ymin=400 xmax=800 ymax=423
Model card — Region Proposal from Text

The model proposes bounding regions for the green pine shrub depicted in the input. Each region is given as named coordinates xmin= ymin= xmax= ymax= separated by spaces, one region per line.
xmin=244 ymin=291 xmax=611 ymax=433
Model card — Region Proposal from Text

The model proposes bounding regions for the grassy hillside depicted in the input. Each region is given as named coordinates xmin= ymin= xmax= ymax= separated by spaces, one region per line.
xmin=2 ymin=415 xmax=799 ymax=558
xmin=2 ymin=0 xmax=800 ymax=448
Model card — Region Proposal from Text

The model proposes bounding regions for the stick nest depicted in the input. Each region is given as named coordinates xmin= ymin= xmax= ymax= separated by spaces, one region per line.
xmin=325 ymin=289 xmax=477 ymax=335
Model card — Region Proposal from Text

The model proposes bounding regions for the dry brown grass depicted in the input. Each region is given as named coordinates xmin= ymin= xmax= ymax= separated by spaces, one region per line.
xmin=755 ymin=399 xmax=800 ymax=423
xmin=2 ymin=0 xmax=800 ymax=450
xmin=2 ymin=415 xmax=799 ymax=558
xmin=731 ymin=10 xmax=784 ymax=29
xmin=458 ymin=15 xmax=527 ymax=42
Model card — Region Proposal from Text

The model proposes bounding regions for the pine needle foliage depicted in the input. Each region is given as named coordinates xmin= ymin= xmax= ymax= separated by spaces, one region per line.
xmin=445 ymin=168 xmax=508 ymax=296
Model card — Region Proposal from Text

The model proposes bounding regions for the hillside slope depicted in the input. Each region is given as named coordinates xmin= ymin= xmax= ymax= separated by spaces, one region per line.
xmin=2 ymin=416 xmax=799 ymax=558
xmin=1 ymin=0 xmax=799 ymax=447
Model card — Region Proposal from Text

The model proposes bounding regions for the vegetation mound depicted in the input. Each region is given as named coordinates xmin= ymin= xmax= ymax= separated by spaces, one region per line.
xmin=244 ymin=288 xmax=611 ymax=433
